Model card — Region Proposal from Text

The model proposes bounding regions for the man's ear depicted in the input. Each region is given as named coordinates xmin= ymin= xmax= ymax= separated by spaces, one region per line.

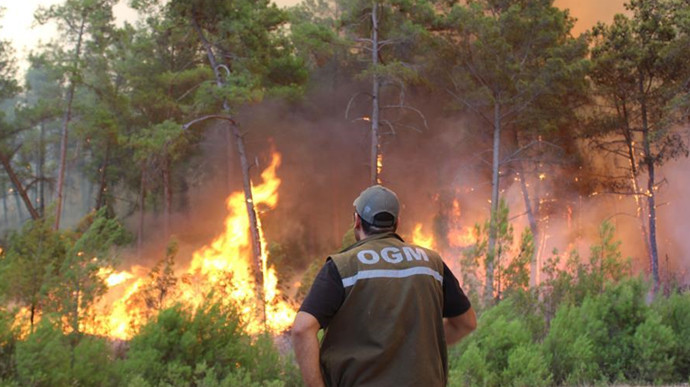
xmin=353 ymin=213 xmax=362 ymax=229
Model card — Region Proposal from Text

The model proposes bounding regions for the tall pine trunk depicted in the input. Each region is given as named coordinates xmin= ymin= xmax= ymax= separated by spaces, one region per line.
xmin=513 ymin=129 xmax=540 ymax=287
xmin=55 ymin=16 xmax=86 ymax=230
xmin=191 ymin=17 xmax=266 ymax=327
xmin=95 ymin=143 xmax=110 ymax=211
xmin=162 ymin=158 xmax=172 ymax=240
xmin=370 ymin=2 xmax=381 ymax=185
xmin=485 ymin=100 xmax=502 ymax=304
xmin=0 ymin=150 xmax=40 ymax=220
xmin=138 ymin=164 xmax=146 ymax=255
xmin=38 ymin=121 xmax=46 ymax=217
xmin=639 ymin=74 xmax=660 ymax=295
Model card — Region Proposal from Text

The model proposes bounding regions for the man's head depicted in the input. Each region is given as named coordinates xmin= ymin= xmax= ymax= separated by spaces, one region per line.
xmin=353 ymin=185 xmax=400 ymax=237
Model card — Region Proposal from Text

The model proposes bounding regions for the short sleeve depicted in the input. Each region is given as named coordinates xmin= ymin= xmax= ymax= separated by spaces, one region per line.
xmin=442 ymin=262 xmax=471 ymax=317
xmin=298 ymin=259 xmax=346 ymax=328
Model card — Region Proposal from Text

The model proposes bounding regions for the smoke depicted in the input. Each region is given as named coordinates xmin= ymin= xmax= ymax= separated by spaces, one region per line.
xmin=656 ymin=157 xmax=690 ymax=283
xmin=115 ymin=31 xmax=686 ymax=294
xmin=554 ymin=0 xmax=628 ymax=35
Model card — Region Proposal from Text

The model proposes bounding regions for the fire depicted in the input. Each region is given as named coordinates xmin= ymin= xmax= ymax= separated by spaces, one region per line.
xmin=97 ymin=268 xmax=134 ymax=287
xmin=78 ymin=150 xmax=295 ymax=340
xmin=411 ymin=199 xmax=477 ymax=252
xmin=412 ymin=223 xmax=434 ymax=249
xmin=448 ymin=227 xmax=477 ymax=247
xmin=376 ymin=150 xmax=383 ymax=183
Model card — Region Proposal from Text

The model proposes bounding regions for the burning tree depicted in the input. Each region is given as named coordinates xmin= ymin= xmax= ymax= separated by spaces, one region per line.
xmin=587 ymin=0 xmax=690 ymax=294
xmin=342 ymin=0 xmax=431 ymax=185
xmin=437 ymin=0 xmax=589 ymax=303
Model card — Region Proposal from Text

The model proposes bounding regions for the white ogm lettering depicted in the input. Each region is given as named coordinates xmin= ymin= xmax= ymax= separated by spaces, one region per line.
xmin=403 ymin=246 xmax=429 ymax=262
xmin=357 ymin=250 xmax=379 ymax=264
xmin=381 ymin=247 xmax=403 ymax=263
xmin=358 ymin=246 xmax=428 ymax=264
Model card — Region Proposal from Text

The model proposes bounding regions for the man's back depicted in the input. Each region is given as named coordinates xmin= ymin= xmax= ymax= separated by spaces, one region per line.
xmin=320 ymin=233 xmax=447 ymax=387
xmin=291 ymin=185 xmax=475 ymax=387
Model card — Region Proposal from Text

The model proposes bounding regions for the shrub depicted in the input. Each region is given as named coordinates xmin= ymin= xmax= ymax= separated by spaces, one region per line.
xmin=448 ymin=296 xmax=538 ymax=386
xmin=503 ymin=343 xmax=552 ymax=387
xmin=544 ymin=303 xmax=600 ymax=385
xmin=120 ymin=298 xmax=300 ymax=386
xmin=652 ymin=291 xmax=690 ymax=380
xmin=15 ymin=318 xmax=71 ymax=386
xmin=545 ymin=277 xmax=653 ymax=384
xmin=449 ymin=343 xmax=490 ymax=387
xmin=14 ymin=317 xmax=116 ymax=386
xmin=0 ymin=308 xmax=16 ymax=381
xmin=632 ymin=312 xmax=676 ymax=384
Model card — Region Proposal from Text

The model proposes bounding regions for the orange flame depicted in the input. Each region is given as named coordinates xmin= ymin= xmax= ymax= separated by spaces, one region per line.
xmin=412 ymin=223 xmax=434 ymax=249
xmin=376 ymin=151 xmax=383 ymax=183
xmin=78 ymin=151 xmax=295 ymax=340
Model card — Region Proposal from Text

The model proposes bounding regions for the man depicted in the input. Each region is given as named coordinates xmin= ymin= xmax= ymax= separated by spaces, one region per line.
xmin=292 ymin=185 xmax=477 ymax=387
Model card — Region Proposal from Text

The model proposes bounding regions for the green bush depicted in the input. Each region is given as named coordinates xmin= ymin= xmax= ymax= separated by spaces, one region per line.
xmin=632 ymin=312 xmax=676 ymax=384
xmin=544 ymin=303 xmax=600 ymax=385
xmin=503 ymin=343 xmax=552 ymax=387
xmin=652 ymin=291 xmax=690 ymax=380
xmin=119 ymin=298 xmax=299 ymax=386
xmin=545 ymin=277 xmax=654 ymax=384
xmin=448 ymin=343 xmax=489 ymax=387
xmin=14 ymin=317 xmax=116 ymax=386
xmin=449 ymin=295 xmax=540 ymax=386
xmin=0 ymin=308 xmax=16 ymax=381
xmin=15 ymin=318 xmax=71 ymax=386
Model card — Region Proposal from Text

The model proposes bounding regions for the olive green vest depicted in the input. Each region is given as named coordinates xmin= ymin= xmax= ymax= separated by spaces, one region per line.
xmin=320 ymin=233 xmax=448 ymax=387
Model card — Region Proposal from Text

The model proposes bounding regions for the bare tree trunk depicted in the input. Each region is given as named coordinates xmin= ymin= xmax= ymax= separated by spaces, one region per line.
xmin=14 ymin=194 xmax=25 ymax=223
xmin=620 ymin=103 xmax=653 ymax=264
xmin=138 ymin=165 xmax=146 ymax=255
xmin=485 ymin=101 xmax=501 ymax=304
xmin=38 ymin=121 xmax=46 ymax=217
xmin=1 ymin=181 xmax=8 ymax=224
xmin=639 ymin=75 xmax=660 ymax=295
xmin=162 ymin=158 xmax=171 ymax=240
xmin=191 ymin=17 xmax=266 ymax=326
xmin=55 ymin=16 xmax=86 ymax=230
xmin=225 ymin=127 xmax=234 ymax=193
xmin=513 ymin=129 xmax=539 ymax=287
xmin=0 ymin=149 xmax=40 ymax=220
xmin=370 ymin=2 xmax=381 ymax=186
xmin=95 ymin=143 xmax=110 ymax=211
xmin=518 ymin=164 xmax=539 ymax=286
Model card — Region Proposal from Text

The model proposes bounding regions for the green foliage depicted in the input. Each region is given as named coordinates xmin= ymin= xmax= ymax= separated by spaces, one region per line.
xmin=51 ymin=209 xmax=130 ymax=334
xmin=0 ymin=35 xmax=20 ymax=101
xmin=653 ymin=291 xmax=690 ymax=379
xmin=15 ymin=318 xmax=71 ymax=386
xmin=120 ymin=298 xmax=298 ymax=386
xmin=632 ymin=312 xmax=676 ymax=384
xmin=449 ymin=295 xmax=547 ymax=386
xmin=544 ymin=302 xmax=601 ymax=384
xmin=0 ymin=217 xmax=66 ymax=329
xmin=0 ymin=307 xmax=17 ymax=381
xmin=448 ymin=217 xmax=690 ymax=386
xmin=545 ymin=277 xmax=653 ymax=384
xmin=503 ymin=343 xmax=552 ymax=387
xmin=14 ymin=317 xmax=117 ymax=387
xmin=500 ymin=228 xmax=533 ymax=298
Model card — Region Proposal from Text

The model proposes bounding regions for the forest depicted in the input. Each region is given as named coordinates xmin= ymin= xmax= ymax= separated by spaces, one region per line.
xmin=0 ymin=0 xmax=689 ymax=385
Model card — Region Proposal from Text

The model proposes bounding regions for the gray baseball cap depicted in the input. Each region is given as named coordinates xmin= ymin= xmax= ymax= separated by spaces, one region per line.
xmin=353 ymin=185 xmax=400 ymax=227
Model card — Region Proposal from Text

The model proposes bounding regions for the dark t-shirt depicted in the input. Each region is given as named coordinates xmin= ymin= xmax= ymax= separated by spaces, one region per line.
xmin=300 ymin=258 xmax=471 ymax=329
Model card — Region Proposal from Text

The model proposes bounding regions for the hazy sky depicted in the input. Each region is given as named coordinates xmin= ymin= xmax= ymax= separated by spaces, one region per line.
xmin=1 ymin=0 xmax=626 ymax=74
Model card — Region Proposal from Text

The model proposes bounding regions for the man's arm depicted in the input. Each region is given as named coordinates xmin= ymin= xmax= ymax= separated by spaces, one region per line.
xmin=292 ymin=311 xmax=325 ymax=387
xmin=444 ymin=306 xmax=477 ymax=346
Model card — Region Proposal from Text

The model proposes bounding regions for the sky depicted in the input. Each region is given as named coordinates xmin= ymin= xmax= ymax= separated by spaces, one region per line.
xmin=1 ymin=0 xmax=626 ymax=75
